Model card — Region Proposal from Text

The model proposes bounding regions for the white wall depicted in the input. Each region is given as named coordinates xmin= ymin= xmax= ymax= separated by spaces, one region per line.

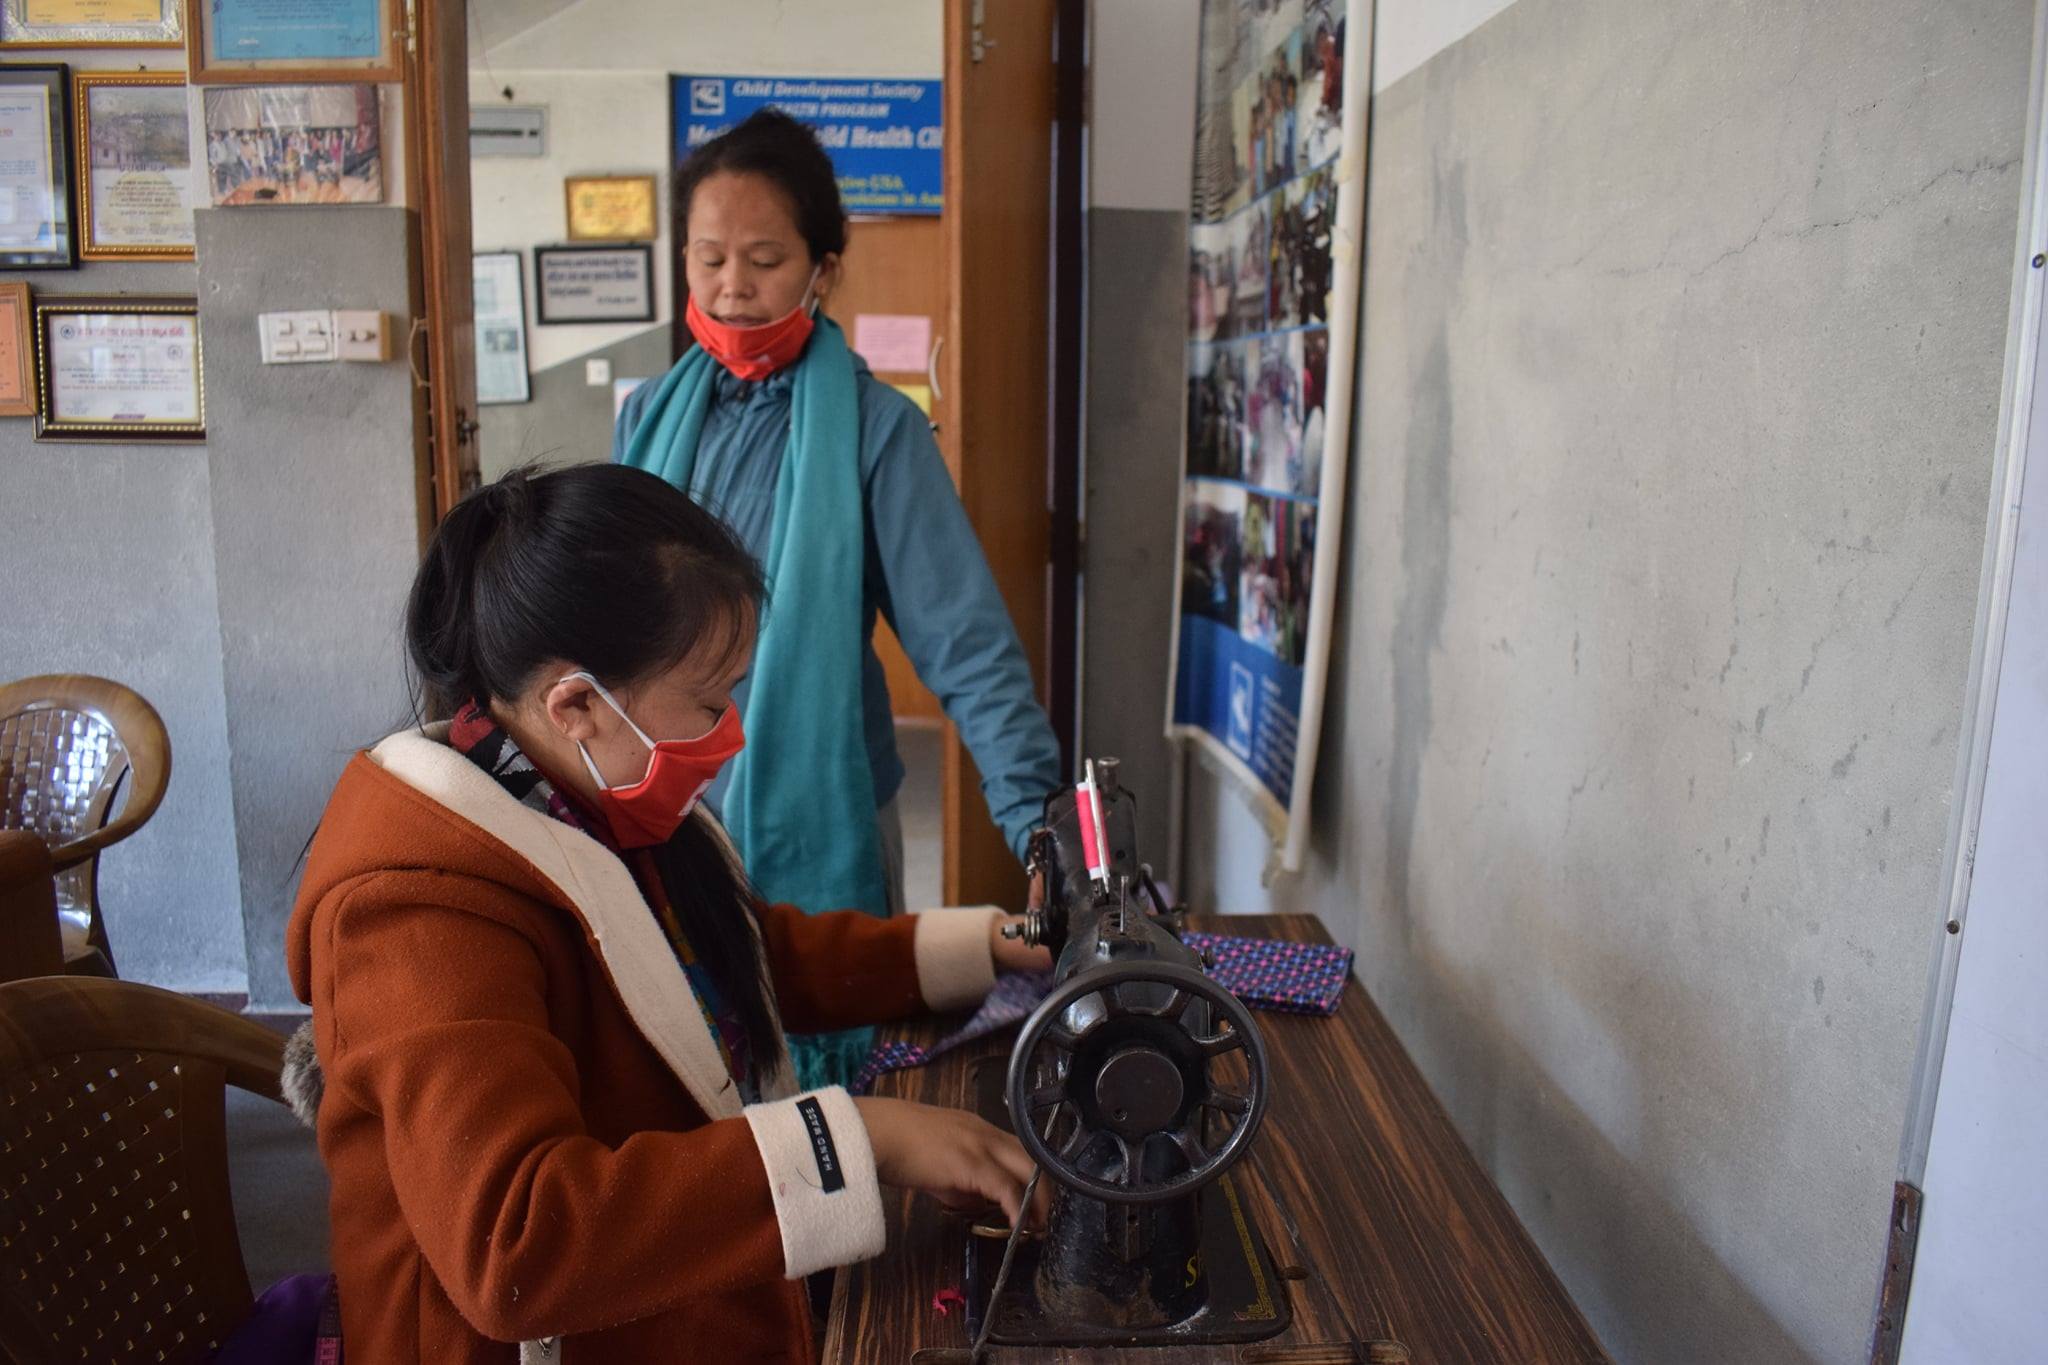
xmin=1371 ymin=0 xmax=1523 ymax=90
xmin=1900 ymin=36 xmax=2048 ymax=1345
xmin=1177 ymin=0 xmax=2034 ymax=1360
xmin=481 ymin=0 xmax=942 ymax=75
xmin=1088 ymin=0 xmax=1198 ymax=212
xmin=470 ymin=71 xmax=671 ymax=372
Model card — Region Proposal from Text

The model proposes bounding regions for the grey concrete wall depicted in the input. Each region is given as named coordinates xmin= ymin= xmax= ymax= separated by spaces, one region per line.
xmin=0 ymin=260 xmax=249 ymax=994
xmin=1182 ymin=0 xmax=2033 ymax=1360
xmin=1080 ymin=208 xmax=1186 ymax=866
xmin=197 ymin=207 xmax=425 ymax=1009
xmin=479 ymin=322 xmax=671 ymax=480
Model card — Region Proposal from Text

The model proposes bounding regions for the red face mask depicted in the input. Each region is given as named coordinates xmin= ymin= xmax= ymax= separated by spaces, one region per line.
xmin=567 ymin=671 xmax=746 ymax=848
xmin=685 ymin=272 xmax=821 ymax=382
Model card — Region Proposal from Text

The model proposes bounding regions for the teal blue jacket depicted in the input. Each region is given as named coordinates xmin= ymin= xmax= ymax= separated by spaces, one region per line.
xmin=615 ymin=350 xmax=1061 ymax=861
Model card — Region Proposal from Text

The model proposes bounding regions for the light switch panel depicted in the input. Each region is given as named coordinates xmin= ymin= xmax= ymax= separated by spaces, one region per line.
xmin=335 ymin=309 xmax=392 ymax=362
xmin=259 ymin=311 xmax=337 ymax=364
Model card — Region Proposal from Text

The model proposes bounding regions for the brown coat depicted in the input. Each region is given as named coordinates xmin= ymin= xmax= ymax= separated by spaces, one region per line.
xmin=287 ymin=727 xmax=999 ymax=1364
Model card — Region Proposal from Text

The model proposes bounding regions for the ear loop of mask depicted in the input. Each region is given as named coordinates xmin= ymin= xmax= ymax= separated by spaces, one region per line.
xmin=563 ymin=671 xmax=657 ymax=792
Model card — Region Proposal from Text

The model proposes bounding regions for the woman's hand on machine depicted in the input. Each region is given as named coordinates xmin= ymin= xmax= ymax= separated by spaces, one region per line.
xmin=853 ymin=1096 xmax=1052 ymax=1229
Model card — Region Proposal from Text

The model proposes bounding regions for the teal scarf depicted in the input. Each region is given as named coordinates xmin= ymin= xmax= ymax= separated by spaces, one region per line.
xmin=619 ymin=320 xmax=885 ymax=1090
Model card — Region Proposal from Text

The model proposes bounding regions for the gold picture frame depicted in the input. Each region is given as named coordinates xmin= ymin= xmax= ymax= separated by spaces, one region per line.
xmin=0 ymin=282 xmax=34 ymax=418
xmin=184 ymin=0 xmax=403 ymax=85
xmin=33 ymin=294 xmax=205 ymax=442
xmin=0 ymin=0 xmax=183 ymax=49
xmin=565 ymin=174 xmax=658 ymax=242
xmin=74 ymin=71 xmax=195 ymax=261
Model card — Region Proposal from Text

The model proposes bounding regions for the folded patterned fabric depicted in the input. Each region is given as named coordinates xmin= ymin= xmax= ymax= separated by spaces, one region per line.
xmin=849 ymin=932 xmax=1354 ymax=1094
xmin=1183 ymin=931 xmax=1354 ymax=1016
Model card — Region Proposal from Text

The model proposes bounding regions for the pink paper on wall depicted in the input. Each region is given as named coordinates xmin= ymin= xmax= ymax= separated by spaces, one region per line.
xmin=853 ymin=313 xmax=932 ymax=373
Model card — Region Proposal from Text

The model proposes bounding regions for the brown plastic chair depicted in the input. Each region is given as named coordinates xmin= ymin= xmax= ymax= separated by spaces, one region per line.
xmin=0 ymin=832 xmax=64 ymax=983
xmin=0 ymin=675 xmax=174 ymax=977
xmin=0 ymin=976 xmax=285 ymax=1364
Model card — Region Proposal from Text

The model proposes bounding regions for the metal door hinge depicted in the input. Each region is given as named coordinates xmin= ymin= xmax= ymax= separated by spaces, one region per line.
xmin=1867 ymin=1181 xmax=1922 ymax=1365
xmin=971 ymin=0 xmax=996 ymax=62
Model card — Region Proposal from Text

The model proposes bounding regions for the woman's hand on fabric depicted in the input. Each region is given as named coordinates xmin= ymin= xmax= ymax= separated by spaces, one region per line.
xmin=991 ymin=914 xmax=1053 ymax=975
xmin=853 ymin=1096 xmax=1051 ymax=1229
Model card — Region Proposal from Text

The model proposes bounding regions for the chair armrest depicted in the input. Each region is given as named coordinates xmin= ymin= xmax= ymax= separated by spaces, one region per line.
xmin=0 ymin=831 xmax=65 ymax=981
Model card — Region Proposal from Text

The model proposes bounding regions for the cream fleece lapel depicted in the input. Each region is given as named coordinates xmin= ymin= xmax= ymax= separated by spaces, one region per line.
xmin=367 ymin=726 xmax=756 ymax=1119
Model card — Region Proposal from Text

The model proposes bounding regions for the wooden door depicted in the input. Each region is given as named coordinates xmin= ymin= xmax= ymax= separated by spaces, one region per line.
xmin=407 ymin=0 xmax=481 ymax=522
xmin=940 ymin=0 xmax=1060 ymax=908
xmin=826 ymin=217 xmax=946 ymax=723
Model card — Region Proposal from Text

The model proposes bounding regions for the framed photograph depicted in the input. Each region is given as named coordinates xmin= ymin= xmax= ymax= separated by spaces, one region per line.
xmin=535 ymin=243 xmax=655 ymax=325
xmin=203 ymin=84 xmax=383 ymax=205
xmin=1 ymin=0 xmax=182 ymax=48
xmin=0 ymin=282 xmax=34 ymax=417
xmin=472 ymin=251 xmax=531 ymax=405
xmin=32 ymin=294 xmax=204 ymax=442
xmin=0 ymin=64 xmax=77 ymax=270
xmin=74 ymin=71 xmax=194 ymax=260
xmin=185 ymin=0 xmax=401 ymax=85
xmin=565 ymin=174 xmax=657 ymax=242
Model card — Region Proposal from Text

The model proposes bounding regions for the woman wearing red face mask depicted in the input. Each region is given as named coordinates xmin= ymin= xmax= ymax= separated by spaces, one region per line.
xmin=286 ymin=464 xmax=1051 ymax=1364
xmin=616 ymin=111 xmax=1062 ymax=1092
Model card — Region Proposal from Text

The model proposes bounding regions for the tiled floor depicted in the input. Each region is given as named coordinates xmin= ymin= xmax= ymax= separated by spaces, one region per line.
xmin=227 ymin=1085 xmax=330 ymax=1286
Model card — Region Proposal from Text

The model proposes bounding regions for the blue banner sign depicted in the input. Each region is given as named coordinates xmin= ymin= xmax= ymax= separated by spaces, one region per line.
xmin=672 ymin=75 xmax=942 ymax=216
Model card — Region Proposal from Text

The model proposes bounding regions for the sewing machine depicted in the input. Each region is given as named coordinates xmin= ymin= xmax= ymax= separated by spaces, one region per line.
xmin=964 ymin=758 xmax=1290 ymax=1348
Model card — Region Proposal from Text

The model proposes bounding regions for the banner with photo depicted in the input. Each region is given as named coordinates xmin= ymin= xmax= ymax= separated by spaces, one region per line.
xmin=1169 ymin=0 xmax=1369 ymax=873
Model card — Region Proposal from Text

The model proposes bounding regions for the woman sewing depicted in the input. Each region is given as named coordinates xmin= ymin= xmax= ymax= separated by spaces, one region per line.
xmin=289 ymin=463 xmax=1051 ymax=1363
xmin=616 ymin=109 xmax=1062 ymax=1086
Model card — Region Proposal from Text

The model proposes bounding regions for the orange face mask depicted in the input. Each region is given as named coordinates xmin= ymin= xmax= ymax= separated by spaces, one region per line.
xmin=686 ymin=269 xmax=821 ymax=381
xmin=566 ymin=671 xmax=746 ymax=848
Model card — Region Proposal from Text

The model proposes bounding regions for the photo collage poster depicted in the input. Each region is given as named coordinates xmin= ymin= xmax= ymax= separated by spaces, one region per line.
xmin=1170 ymin=0 xmax=1368 ymax=870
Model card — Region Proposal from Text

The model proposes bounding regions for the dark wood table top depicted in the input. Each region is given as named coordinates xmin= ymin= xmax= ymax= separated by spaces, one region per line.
xmin=824 ymin=913 xmax=1610 ymax=1364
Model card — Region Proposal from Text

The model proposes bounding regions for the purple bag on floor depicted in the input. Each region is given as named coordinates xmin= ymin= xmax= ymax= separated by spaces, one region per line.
xmin=209 ymin=1273 xmax=342 ymax=1364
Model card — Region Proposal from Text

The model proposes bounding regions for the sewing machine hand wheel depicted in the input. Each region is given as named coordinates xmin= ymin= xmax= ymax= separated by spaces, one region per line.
xmin=1006 ymin=960 xmax=1269 ymax=1206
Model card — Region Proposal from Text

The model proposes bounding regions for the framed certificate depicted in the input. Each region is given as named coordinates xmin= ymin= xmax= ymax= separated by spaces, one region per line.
xmin=0 ymin=282 xmax=34 ymax=417
xmin=534 ymin=243 xmax=656 ymax=325
xmin=0 ymin=65 xmax=77 ymax=270
xmin=472 ymin=251 xmax=531 ymax=405
xmin=33 ymin=295 xmax=204 ymax=441
xmin=185 ymin=0 xmax=401 ymax=85
xmin=0 ymin=0 xmax=183 ymax=48
xmin=565 ymin=174 xmax=657 ymax=242
xmin=75 ymin=71 xmax=194 ymax=260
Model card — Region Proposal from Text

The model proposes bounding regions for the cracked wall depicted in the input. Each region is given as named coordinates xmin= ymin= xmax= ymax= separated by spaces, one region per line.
xmin=1182 ymin=0 xmax=2033 ymax=1359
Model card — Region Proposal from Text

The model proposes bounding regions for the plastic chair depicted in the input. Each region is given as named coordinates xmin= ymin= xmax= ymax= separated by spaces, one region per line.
xmin=0 ymin=832 xmax=64 ymax=983
xmin=0 ymin=675 xmax=173 ymax=977
xmin=0 ymin=976 xmax=285 ymax=1364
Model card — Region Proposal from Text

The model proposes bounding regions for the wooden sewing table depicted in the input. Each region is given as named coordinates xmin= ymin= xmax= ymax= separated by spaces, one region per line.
xmin=823 ymin=914 xmax=1610 ymax=1364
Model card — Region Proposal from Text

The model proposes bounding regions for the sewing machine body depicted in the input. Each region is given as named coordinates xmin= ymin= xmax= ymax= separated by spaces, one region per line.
xmin=965 ymin=761 xmax=1290 ymax=1347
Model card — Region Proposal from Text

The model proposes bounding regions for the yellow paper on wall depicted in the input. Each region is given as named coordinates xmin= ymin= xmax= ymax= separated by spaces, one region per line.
xmin=890 ymin=382 xmax=932 ymax=416
xmin=27 ymin=0 xmax=159 ymax=22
